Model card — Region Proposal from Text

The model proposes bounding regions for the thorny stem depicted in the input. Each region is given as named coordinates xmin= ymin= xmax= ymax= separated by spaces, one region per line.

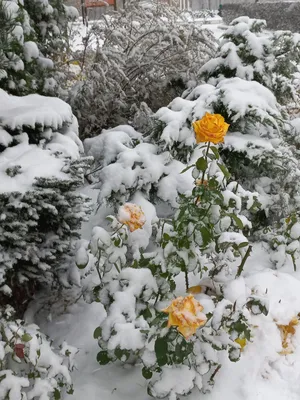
xmin=96 ymin=251 xmax=102 ymax=282
xmin=195 ymin=141 xmax=211 ymax=205
xmin=201 ymin=141 xmax=211 ymax=184
xmin=114 ymin=263 xmax=121 ymax=274
xmin=185 ymin=269 xmax=189 ymax=292
xmin=291 ymin=253 xmax=297 ymax=272
xmin=210 ymin=364 xmax=222 ymax=384
xmin=154 ymin=292 xmax=160 ymax=305
xmin=236 ymin=245 xmax=252 ymax=278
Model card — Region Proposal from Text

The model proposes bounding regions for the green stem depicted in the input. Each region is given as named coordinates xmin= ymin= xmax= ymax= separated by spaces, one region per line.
xmin=114 ymin=263 xmax=121 ymax=273
xmin=236 ymin=245 xmax=252 ymax=278
xmin=195 ymin=142 xmax=211 ymax=205
xmin=291 ymin=253 xmax=297 ymax=272
xmin=113 ymin=224 xmax=125 ymax=235
xmin=200 ymin=141 xmax=211 ymax=184
xmin=154 ymin=292 xmax=160 ymax=305
xmin=96 ymin=251 xmax=102 ymax=282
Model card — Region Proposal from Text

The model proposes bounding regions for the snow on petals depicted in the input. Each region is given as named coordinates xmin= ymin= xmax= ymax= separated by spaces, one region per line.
xmin=118 ymin=203 xmax=146 ymax=232
xmin=162 ymin=295 xmax=207 ymax=339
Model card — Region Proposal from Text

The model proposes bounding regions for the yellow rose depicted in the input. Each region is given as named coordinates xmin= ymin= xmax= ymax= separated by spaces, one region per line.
xmin=162 ymin=295 xmax=207 ymax=339
xmin=193 ymin=112 xmax=230 ymax=144
xmin=117 ymin=203 xmax=146 ymax=232
xmin=187 ymin=285 xmax=202 ymax=294
xmin=235 ymin=337 xmax=247 ymax=351
xmin=278 ymin=316 xmax=299 ymax=354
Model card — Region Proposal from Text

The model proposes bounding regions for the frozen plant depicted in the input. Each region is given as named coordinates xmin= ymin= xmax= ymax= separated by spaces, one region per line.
xmin=199 ymin=16 xmax=300 ymax=106
xmin=0 ymin=88 xmax=92 ymax=316
xmin=0 ymin=305 xmax=76 ymax=400
xmin=0 ymin=0 xmax=78 ymax=96
xmin=68 ymin=0 xmax=217 ymax=138
xmin=78 ymin=114 xmax=267 ymax=399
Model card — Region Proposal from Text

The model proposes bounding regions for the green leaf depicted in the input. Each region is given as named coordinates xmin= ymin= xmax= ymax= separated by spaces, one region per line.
xmin=200 ymin=227 xmax=212 ymax=247
xmin=67 ymin=387 xmax=74 ymax=395
xmin=77 ymin=263 xmax=88 ymax=270
xmin=97 ymin=351 xmax=111 ymax=365
xmin=210 ymin=146 xmax=220 ymax=160
xmin=169 ymin=279 xmax=176 ymax=291
xmin=93 ymin=327 xmax=102 ymax=339
xmin=196 ymin=157 xmax=208 ymax=172
xmin=217 ymin=163 xmax=231 ymax=179
xmin=238 ymin=242 xmax=249 ymax=249
xmin=230 ymin=214 xmax=244 ymax=230
xmin=54 ymin=389 xmax=61 ymax=400
xmin=114 ymin=348 xmax=130 ymax=361
xmin=141 ymin=307 xmax=152 ymax=320
xmin=154 ymin=337 xmax=168 ymax=367
xmin=21 ymin=333 xmax=32 ymax=342
xmin=163 ymin=233 xmax=170 ymax=241
xmin=114 ymin=238 xmax=121 ymax=247
xmin=180 ymin=164 xmax=195 ymax=174
xmin=142 ymin=367 xmax=153 ymax=380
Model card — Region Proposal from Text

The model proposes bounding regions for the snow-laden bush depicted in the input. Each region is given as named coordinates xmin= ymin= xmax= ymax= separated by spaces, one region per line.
xmin=0 ymin=88 xmax=92 ymax=315
xmin=68 ymin=0 xmax=217 ymax=138
xmin=0 ymin=0 xmax=78 ymax=96
xmin=199 ymin=16 xmax=300 ymax=105
xmin=78 ymin=115 xmax=268 ymax=399
xmin=75 ymin=16 xmax=300 ymax=399
xmin=0 ymin=305 xmax=77 ymax=400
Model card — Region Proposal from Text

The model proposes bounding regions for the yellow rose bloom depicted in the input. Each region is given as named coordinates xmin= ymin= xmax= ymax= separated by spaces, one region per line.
xmin=162 ymin=295 xmax=207 ymax=339
xmin=117 ymin=203 xmax=146 ymax=232
xmin=235 ymin=337 xmax=247 ymax=351
xmin=193 ymin=112 xmax=230 ymax=144
xmin=187 ymin=285 xmax=202 ymax=294
xmin=278 ymin=316 xmax=299 ymax=354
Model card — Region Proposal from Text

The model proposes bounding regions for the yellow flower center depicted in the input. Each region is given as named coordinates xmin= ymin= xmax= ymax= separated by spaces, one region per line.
xmin=162 ymin=295 xmax=207 ymax=339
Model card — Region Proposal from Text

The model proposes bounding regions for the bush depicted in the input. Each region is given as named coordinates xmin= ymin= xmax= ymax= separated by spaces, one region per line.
xmin=77 ymin=17 xmax=300 ymax=399
xmin=0 ymin=0 xmax=78 ymax=96
xmin=79 ymin=130 xmax=267 ymax=399
xmin=0 ymin=305 xmax=77 ymax=400
xmin=199 ymin=16 xmax=300 ymax=105
xmin=0 ymin=88 xmax=92 ymax=315
xmin=68 ymin=0 xmax=217 ymax=138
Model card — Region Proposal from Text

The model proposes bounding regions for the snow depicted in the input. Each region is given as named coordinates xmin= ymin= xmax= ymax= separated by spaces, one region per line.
xmin=0 ymin=90 xmax=82 ymax=194
xmin=0 ymin=90 xmax=72 ymax=131
xmin=0 ymin=142 xmax=67 ymax=193
xmin=37 ymin=244 xmax=300 ymax=400
xmin=23 ymin=41 xmax=39 ymax=62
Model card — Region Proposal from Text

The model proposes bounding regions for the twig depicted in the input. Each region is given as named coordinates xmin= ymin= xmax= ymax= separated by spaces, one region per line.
xmin=236 ymin=245 xmax=252 ymax=278
xmin=185 ymin=269 xmax=189 ymax=291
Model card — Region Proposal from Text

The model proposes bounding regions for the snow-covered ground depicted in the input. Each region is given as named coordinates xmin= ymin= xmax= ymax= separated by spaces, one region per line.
xmin=42 ymin=225 xmax=300 ymax=400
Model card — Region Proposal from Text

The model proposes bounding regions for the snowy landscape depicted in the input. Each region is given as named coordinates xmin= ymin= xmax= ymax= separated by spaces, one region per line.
xmin=2 ymin=1 xmax=300 ymax=400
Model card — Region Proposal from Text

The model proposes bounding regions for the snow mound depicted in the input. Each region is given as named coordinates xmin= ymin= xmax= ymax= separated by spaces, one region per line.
xmin=0 ymin=89 xmax=73 ymax=131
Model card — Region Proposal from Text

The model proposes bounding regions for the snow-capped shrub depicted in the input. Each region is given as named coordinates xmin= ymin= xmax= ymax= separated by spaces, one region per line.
xmin=199 ymin=16 xmax=300 ymax=105
xmin=75 ymin=16 xmax=300 ymax=400
xmin=0 ymin=305 xmax=76 ymax=400
xmin=78 ymin=123 xmax=267 ymax=399
xmin=0 ymin=88 xmax=92 ymax=315
xmin=0 ymin=0 xmax=78 ymax=96
xmin=68 ymin=0 xmax=217 ymax=138
xmin=84 ymin=17 xmax=300 ymax=270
